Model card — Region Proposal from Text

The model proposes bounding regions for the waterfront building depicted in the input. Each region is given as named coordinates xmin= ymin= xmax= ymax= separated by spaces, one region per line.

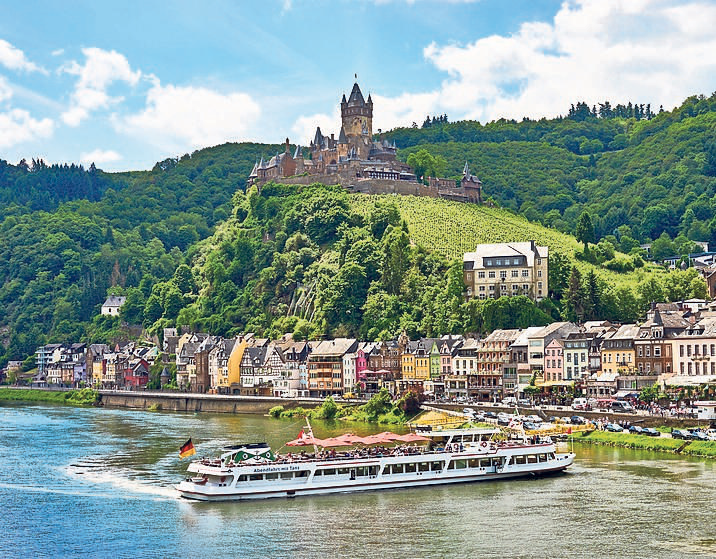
xmin=629 ymin=308 xmax=689 ymax=394
xmin=671 ymin=318 xmax=716 ymax=379
xmin=307 ymin=338 xmax=359 ymax=397
xmin=445 ymin=337 xmax=479 ymax=399
xmin=600 ymin=323 xmax=638 ymax=375
xmin=508 ymin=327 xmax=542 ymax=397
xmin=463 ymin=241 xmax=548 ymax=302
xmin=475 ymin=329 xmax=520 ymax=401
xmin=528 ymin=322 xmax=579 ymax=388
xmin=562 ymin=332 xmax=589 ymax=382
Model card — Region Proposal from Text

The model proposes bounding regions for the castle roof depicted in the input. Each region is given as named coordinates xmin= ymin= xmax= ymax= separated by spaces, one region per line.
xmin=347 ymin=82 xmax=366 ymax=106
xmin=338 ymin=125 xmax=347 ymax=144
xmin=313 ymin=126 xmax=323 ymax=146
xmin=249 ymin=161 xmax=258 ymax=178
xmin=293 ymin=145 xmax=302 ymax=159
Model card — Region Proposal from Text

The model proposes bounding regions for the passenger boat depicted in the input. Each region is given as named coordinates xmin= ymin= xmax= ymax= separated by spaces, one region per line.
xmin=176 ymin=427 xmax=575 ymax=501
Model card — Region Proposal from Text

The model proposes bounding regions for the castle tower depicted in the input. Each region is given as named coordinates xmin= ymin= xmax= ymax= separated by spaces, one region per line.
xmin=341 ymin=83 xmax=373 ymax=140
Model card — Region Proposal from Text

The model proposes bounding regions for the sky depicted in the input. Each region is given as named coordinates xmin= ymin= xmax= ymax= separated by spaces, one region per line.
xmin=1 ymin=0 xmax=716 ymax=171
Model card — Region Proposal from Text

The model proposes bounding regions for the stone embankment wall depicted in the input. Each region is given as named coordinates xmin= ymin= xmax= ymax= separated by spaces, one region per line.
xmin=99 ymin=390 xmax=323 ymax=415
xmin=437 ymin=403 xmax=713 ymax=428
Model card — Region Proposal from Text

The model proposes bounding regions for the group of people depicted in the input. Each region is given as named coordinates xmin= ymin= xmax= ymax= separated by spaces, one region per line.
xmin=276 ymin=444 xmax=426 ymax=462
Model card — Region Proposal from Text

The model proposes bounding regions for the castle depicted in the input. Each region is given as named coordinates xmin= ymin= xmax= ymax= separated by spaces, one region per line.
xmin=249 ymin=82 xmax=483 ymax=204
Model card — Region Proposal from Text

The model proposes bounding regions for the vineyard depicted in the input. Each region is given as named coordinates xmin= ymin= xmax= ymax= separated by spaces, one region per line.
xmin=350 ymin=193 xmax=661 ymax=290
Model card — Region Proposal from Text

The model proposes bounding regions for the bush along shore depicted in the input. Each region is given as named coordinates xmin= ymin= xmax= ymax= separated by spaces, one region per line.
xmin=0 ymin=387 xmax=99 ymax=406
xmin=571 ymin=430 xmax=716 ymax=459
xmin=270 ymin=389 xmax=421 ymax=425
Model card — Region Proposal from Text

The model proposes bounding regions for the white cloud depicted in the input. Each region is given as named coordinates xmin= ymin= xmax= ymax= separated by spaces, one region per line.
xmin=79 ymin=148 xmax=122 ymax=166
xmin=61 ymin=47 xmax=141 ymax=126
xmin=0 ymin=108 xmax=53 ymax=148
xmin=0 ymin=39 xmax=46 ymax=74
xmin=334 ymin=0 xmax=716 ymax=130
xmin=291 ymin=108 xmax=340 ymax=145
xmin=0 ymin=75 xmax=12 ymax=103
xmin=117 ymin=82 xmax=261 ymax=151
xmin=51 ymin=48 xmax=65 ymax=57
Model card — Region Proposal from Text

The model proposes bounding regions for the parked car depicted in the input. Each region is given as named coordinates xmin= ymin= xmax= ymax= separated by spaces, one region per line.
xmin=690 ymin=430 xmax=709 ymax=441
xmin=570 ymin=415 xmax=587 ymax=425
xmin=523 ymin=421 xmax=538 ymax=430
xmin=605 ymin=423 xmax=625 ymax=432
xmin=517 ymin=398 xmax=531 ymax=407
xmin=484 ymin=411 xmax=497 ymax=419
xmin=501 ymin=397 xmax=517 ymax=406
xmin=628 ymin=425 xmax=643 ymax=434
xmin=671 ymin=429 xmax=692 ymax=440
xmin=525 ymin=414 xmax=543 ymax=424
xmin=642 ymin=427 xmax=660 ymax=437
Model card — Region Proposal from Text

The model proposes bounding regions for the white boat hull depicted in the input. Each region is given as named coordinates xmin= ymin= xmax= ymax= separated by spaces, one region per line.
xmin=176 ymin=448 xmax=575 ymax=502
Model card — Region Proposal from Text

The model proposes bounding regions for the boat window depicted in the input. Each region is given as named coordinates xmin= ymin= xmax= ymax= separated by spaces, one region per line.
xmin=479 ymin=459 xmax=491 ymax=468
xmin=468 ymin=459 xmax=480 ymax=468
xmin=492 ymin=458 xmax=504 ymax=467
xmin=249 ymin=474 xmax=263 ymax=481
xmin=337 ymin=468 xmax=350 ymax=475
xmin=514 ymin=455 xmax=527 ymax=465
xmin=357 ymin=467 xmax=368 ymax=477
xmin=527 ymin=455 xmax=538 ymax=464
xmin=265 ymin=473 xmax=279 ymax=481
xmin=295 ymin=470 xmax=308 ymax=478
xmin=322 ymin=469 xmax=336 ymax=476
xmin=405 ymin=463 xmax=417 ymax=473
xmin=418 ymin=462 xmax=430 ymax=472
xmin=392 ymin=464 xmax=404 ymax=474
xmin=454 ymin=460 xmax=467 ymax=469
xmin=313 ymin=470 xmax=322 ymax=477
xmin=430 ymin=461 xmax=444 ymax=471
xmin=369 ymin=466 xmax=379 ymax=477
xmin=237 ymin=475 xmax=248 ymax=482
xmin=538 ymin=454 xmax=547 ymax=462
xmin=549 ymin=453 xmax=556 ymax=460
xmin=280 ymin=472 xmax=293 ymax=480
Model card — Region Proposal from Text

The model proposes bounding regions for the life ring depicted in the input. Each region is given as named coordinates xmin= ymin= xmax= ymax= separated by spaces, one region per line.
xmin=480 ymin=441 xmax=488 ymax=448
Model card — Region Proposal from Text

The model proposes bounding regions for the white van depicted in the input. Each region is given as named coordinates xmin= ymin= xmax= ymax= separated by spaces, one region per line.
xmin=501 ymin=396 xmax=517 ymax=406
xmin=571 ymin=398 xmax=588 ymax=410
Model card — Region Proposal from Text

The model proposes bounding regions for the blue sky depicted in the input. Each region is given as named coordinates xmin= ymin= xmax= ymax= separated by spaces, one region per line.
xmin=1 ymin=0 xmax=715 ymax=171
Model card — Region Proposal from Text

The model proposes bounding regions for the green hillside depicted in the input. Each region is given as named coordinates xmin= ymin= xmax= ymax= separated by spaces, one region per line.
xmin=2 ymin=93 xmax=715 ymax=365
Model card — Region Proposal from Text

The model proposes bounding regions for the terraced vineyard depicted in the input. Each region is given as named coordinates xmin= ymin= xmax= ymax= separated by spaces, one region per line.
xmin=350 ymin=193 xmax=661 ymax=290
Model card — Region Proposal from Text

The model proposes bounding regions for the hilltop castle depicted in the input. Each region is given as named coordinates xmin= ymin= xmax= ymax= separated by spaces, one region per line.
xmin=249 ymin=82 xmax=483 ymax=204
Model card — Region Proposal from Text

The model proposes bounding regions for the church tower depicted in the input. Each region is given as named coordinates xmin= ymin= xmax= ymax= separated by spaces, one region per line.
xmin=341 ymin=82 xmax=373 ymax=140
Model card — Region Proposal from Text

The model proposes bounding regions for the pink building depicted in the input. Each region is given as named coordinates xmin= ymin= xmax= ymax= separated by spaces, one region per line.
xmin=544 ymin=338 xmax=564 ymax=383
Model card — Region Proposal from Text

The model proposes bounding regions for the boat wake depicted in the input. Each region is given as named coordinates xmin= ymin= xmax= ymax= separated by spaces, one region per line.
xmin=63 ymin=456 xmax=178 ymax=500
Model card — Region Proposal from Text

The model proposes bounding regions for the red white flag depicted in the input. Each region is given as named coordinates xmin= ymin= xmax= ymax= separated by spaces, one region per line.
xmin=567 ymin=427 xmax=572 ymax=435
xmin=298 ymin=429 xmax=306 ymax=440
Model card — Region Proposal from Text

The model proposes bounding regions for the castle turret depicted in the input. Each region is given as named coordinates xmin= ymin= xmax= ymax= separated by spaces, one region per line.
xmin=341 ymin=82 xmax=373 ymax=140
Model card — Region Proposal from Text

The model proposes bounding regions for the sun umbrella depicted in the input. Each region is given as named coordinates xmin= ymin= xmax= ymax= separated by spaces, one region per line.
xmin=394 ymin=432 xmax=430 ymax=443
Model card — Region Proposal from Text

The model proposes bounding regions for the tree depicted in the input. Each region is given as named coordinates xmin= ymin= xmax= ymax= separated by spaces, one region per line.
xmin=381 ymin=226 xmax=411 ymax=295
xmin=575 ymin=211 xmax=595 ymax=252
xmin=564 ymin=266 xmax=585 ymax=321
xmin=406 ymin=148 xmax=447 ymax=181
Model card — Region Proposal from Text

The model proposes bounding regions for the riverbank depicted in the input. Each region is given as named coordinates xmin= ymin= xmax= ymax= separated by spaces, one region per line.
xmin=572 ymin=430 xmax=716 ymax=459
xmin=0 ymin=387 xmax=98 ymax=405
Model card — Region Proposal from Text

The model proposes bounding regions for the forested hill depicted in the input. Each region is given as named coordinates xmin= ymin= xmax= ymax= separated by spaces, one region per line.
xmin=1 ymin=93 xmax=715 ymax=364
xmin=385 ymin=92 xmax=716 ymax=248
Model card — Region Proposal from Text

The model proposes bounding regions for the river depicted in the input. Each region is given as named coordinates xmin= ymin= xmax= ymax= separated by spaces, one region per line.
xmin=2 ymin=402 xmax=716 ymax=559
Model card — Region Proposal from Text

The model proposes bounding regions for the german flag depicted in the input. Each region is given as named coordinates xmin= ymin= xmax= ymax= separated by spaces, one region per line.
xmin=179 ymin=438 xmax=196 ymax=459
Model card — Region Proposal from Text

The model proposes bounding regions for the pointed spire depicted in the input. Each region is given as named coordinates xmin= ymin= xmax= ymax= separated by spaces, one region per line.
xmin=259 ymin=155 xmax=266 ymax=169
xmin=338 ymin=125 xmax=347 ymax=144
xmin=367 ymin=93 xmax=372 ymax=105
xmin=249 ymin=161 xmax=258 ymax=177
xmin=293 ymin=145 xmax=301 ymax=159
xmin=348 ymin=82 xmax=365 ymax=106
xmin=463 ymin=161 xmax=470 ymax=176
xmin=313 ymin=126 xmax=323 ymax=146
xmin=341 ymin=93 xmax=347 ymax=104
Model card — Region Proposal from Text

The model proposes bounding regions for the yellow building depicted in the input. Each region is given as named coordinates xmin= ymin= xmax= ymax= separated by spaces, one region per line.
xmin=227 ymin=339 xmax=248 ymax=390
xmin=600 ymin=324 xmax=638 ymax=375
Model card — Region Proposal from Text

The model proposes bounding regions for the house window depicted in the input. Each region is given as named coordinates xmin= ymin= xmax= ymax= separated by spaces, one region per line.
xmin=511 ymin=270 xmax=519 ymax=277
xmin=538 ymin=270 xmax=542 ymax=277
xmin=478 ymin=271 xmax=485 ymax=278
xmin=500 ymin=270 xmax=507 ymax=279
xmin=680 ymin=346 xmax=684 ymax=357
xmin=522 ymin=270 xmax=529 ymax=277
xmin=654 ymin=347 xmax=661 ymax=357
xmin=488 ymin=271 xmax=496 ymax=279
xmin=479 ymin=286 xmax=485 ymax=291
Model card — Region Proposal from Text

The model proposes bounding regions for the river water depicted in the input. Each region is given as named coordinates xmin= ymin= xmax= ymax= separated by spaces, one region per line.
xmin=2 ymin=402 xmax=716 ymax=559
